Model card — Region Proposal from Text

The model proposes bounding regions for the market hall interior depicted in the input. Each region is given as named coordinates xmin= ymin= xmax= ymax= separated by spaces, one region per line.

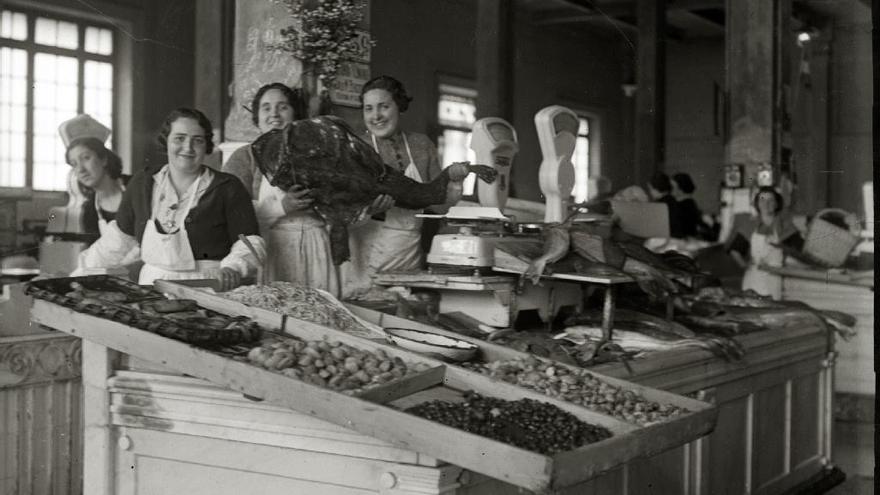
xmin=0 ymin=0 xmax=874 ymax=494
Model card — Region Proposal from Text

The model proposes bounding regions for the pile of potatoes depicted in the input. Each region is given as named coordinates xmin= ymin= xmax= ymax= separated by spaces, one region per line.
xmin=247 ymin=336 xmax=430 ymax=393
xmin=462 ymin=356 xmax=687 ymax=426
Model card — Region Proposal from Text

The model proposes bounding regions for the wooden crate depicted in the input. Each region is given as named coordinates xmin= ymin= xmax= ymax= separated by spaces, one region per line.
xmin=30 ymin=282 xmax=715 ymax=493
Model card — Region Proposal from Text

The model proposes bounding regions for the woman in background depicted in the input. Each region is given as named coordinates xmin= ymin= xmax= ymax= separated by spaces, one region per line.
xmin=223 ymin=82 xmax=340 ymax=296
xmin=728 ymin=186 xmax=802 ymax=299
xmin=76 ymin=108 xmax=264 ymax=290
xmin=67 ymin=137 xmax=127 ymax=236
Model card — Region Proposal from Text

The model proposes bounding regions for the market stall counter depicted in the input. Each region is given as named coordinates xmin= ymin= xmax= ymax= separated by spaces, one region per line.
xmin=768 ymin=264 xmax=874 ymax=397
xmin=26 ymin=276 xmax=715 ymax=495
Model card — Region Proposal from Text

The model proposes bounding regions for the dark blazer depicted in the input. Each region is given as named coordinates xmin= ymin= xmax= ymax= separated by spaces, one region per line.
xmin=115 ymin=165 xmax=260 ymax=260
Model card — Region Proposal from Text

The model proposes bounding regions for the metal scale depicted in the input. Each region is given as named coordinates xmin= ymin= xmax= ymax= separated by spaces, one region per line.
xmin=373 ymin=113 xmax=582 ymax=329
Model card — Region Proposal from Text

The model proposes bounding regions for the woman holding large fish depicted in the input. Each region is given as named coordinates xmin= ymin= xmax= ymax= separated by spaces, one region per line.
xmin=74 ymin=108 xmax=265 ymax=291
xmin=342 ymin=75 xmax=462 ymax=298
xmin=223 ymin=82 xmax=341 ymax=296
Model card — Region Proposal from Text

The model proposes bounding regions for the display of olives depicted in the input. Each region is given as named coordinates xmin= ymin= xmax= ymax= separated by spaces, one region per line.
xmin=247 ymin=336 xmax=429 ymax=393
xmin=406 ymin=391 xmax=612 ymax=455
xmin=461 ymin=357 xmax=688 ymax=426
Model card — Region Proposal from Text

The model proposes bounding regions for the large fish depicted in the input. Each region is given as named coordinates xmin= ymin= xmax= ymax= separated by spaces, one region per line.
xmin=251 ymin=116 xmax=497 ymax=265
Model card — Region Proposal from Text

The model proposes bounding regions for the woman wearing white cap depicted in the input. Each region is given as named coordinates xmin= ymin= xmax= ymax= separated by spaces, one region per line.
xmin=59 ymin=115 xmax=140 ymax=274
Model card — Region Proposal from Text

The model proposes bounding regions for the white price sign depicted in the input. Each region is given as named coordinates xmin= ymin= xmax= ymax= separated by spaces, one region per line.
xmin=329 ymin=61 xmax=371 ymax=107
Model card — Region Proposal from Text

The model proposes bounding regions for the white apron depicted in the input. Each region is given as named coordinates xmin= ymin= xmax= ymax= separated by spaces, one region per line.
xmin=741 ymin=229 xmax=784 ymax=299
xmin=257 ymin=176 xmax=340 ymax=296
xmin=366 ymin=133 xmax=424 ymax=272
xmin=340 ymin=134 xmax=424 ymax=299
xmin=138 ymin=172 xmax=220 ymax=285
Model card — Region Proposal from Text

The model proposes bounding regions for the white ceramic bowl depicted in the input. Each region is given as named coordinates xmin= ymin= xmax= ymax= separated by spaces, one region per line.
xmin=383 ymin=327 xmax=479 ymax=362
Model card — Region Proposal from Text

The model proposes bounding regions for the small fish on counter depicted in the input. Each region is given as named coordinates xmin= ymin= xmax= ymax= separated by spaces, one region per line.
xmin=673 ymin=287 xmax=857 ymax=340
xmin=560 ymin=309 xmax=745 ymax=362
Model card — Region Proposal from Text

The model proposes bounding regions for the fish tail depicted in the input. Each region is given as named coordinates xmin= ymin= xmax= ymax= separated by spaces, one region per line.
xmin=328 ymin=223 xmax=351 ymax=265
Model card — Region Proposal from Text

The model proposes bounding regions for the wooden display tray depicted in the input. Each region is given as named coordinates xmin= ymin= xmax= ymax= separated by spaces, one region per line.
xmin=160 ymin=282 xmax=718 ymax=484
xmin=32 ymin=282 xmax=714 ymax=492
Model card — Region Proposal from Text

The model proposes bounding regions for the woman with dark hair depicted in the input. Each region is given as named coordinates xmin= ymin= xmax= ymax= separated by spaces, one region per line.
xmin=223 ymin=82 xmax=340 ymax=295
xmin=75 ymin=108 xmax=265 ymax=290
xmin=727 ymin=186 xmax=802 ymax=299
xmin=670 ymin=172 xmax=715 ymax=240
xmin=341 ymin=75 xmax=456 ymax=298
xmin=66 ymin=136 xmax=125 ymax=234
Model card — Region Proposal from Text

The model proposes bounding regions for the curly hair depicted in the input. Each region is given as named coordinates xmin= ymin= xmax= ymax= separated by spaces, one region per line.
xmin=250 ymin=83 xmax=307 ymax=126
xmin=359 ymin=75 xmax=413 ymax=112
xmin=753 ymin=186 xmax=784 ymax=214
xmin=156 ymin=108 xmax=215 ymax=155
xmin=672 ymin=173 xmax=696 ymax=194
xmin=66 ymin=137 xmax=123 ymax=179
xmin=649 ymin=172 xmax=671 ymax=194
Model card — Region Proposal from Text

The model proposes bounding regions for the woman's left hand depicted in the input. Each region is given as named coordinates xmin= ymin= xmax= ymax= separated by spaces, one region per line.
xmin=281 ymin=185 xmax=314 ymax=213
xmin=207 ymin=267 xmax=242 ymax=292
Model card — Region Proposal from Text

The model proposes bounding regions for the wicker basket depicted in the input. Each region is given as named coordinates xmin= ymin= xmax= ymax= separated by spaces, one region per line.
xmin=802 ymin=208 xmax=860 ymax=267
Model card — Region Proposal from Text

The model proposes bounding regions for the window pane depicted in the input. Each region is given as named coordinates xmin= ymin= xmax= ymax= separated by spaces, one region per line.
xmin=1 ymin=10 xmax=27 ymax=40
xmin=33 ymin=53 xmax=79 ymax=191
xmin=573 ymin=136 xmax=590 ymax=203
xmin=35 ymin=17 xmax=78 ymax=49
xmin=440 ymin=129 xmax=477 ymax=195
xmin=438 ymin=95 xmax=476 ymax=128
xmin=85 ymin=26 xmax=113 ymax=55
xmin=84 ymin=61 xmax=113 ymax=135
xmin=578 ymin=117 xmax=589 ymax=137
xmin=0 ymin=47 xmax=26 ymax=187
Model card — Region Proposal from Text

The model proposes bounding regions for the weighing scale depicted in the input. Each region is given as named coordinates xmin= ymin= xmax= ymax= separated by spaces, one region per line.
xmin=374 ymin=116 xmax=582 ymax=329
xmin=535 ymin=105 xmax=578 ymax=223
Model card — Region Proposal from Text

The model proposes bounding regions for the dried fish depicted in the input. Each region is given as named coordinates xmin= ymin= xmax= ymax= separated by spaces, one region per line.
xmin=224 ymin=282 xmax=384 ymax=338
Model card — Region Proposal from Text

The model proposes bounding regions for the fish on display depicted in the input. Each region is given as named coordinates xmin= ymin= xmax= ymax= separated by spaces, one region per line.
xmin=557 ymin=324 xmax=745 ymax=362
xmin=251 ymin=116 xmax=498 ymax=265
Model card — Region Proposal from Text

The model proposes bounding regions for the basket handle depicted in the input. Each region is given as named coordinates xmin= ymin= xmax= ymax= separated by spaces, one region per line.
xmin=812 ymin=208 xmax=860 ymax=234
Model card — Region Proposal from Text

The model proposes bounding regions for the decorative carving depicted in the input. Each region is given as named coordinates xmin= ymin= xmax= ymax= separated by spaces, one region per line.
xmin=0 ymin=335 xmax=81 ymax=388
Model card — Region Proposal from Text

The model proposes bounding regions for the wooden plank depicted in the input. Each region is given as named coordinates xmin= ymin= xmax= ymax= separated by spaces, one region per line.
xmin=30 ymin=300 xmax=554 ymax=492
xmin=354 ymin=365 xmax=446 ymax=405
xmin=80 ymin=340 xmax=117 ymax=495
xmin=769 ymin=266 xmax=874 ymax=288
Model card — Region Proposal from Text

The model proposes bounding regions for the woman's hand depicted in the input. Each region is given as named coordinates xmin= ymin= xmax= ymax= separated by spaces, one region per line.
xmin=368 ymin=194 xmax=395 ymax=215
xmin=281 ymin=185 xmax=314 ymax=213
xmin=206 ymin=267 xmax=242 ymax=292
xmin=355 ymin=194 xmax=395 ymax=222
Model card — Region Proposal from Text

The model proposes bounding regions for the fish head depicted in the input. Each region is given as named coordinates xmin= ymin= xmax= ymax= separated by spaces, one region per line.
xmin=251 ymin=118 xmax=344 ymax=190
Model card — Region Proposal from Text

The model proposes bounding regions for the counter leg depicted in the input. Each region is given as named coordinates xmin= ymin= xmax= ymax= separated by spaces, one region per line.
xmin=81 ymin=341 xmax=119 ymax=495
xmin=601 ymin=286 xmax=616 ymax=345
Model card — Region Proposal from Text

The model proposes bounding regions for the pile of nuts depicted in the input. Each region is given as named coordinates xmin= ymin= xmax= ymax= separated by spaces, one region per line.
xmin=406 ymin=391 xmax=612 ymax=455
xmin=247 ymin=337 xmax=429 ymax=393
xmin=461 ymin=357 xmax=687 ymax=426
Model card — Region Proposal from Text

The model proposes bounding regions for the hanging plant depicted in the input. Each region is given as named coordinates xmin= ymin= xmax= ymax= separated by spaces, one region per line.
xmin=271 ymin=0 xmax=370 ymax=87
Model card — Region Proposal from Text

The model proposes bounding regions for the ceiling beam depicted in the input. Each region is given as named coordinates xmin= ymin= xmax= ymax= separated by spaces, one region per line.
xmin=666 ymin=0 xmax=725 ymax=10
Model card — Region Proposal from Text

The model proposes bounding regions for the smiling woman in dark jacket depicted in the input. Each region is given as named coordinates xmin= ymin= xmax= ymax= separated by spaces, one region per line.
xmin=75 ymin=108 xmax=266 ymax=291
